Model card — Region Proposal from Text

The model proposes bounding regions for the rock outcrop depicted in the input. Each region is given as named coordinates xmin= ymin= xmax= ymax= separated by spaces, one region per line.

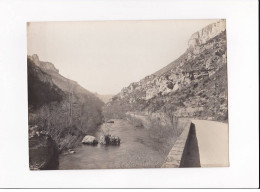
xmin=99 ymin=135 xmax=121 ymax=145
xmin=188 ymin=19 xmax=226 ymax=53
xmin=82 ymin=135 xmax=98 ymax=145
xmin=29 ymin=130 xmax=59 ymax=170
xmin=103 ymin=20 xmax=228 ymax=121
xmin=28 ymin=54 xmax=59 ymax=73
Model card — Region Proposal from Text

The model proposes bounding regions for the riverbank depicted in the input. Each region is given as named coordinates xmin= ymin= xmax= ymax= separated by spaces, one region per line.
xmin=59 ymin=119 xmax=178 ymax=169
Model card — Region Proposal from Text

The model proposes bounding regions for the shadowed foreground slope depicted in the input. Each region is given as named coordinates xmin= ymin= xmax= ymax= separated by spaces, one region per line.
xmin=28 ymin=55 xmax=104 ymax=151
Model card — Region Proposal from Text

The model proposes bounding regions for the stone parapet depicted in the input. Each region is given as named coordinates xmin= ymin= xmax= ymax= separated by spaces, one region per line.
xmin=162 ymin=122 xmax=192 ymax=168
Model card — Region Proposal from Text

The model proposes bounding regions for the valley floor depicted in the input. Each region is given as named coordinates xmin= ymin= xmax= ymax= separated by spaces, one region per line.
xmin=58 ymin=119 xmax=177 ymax=169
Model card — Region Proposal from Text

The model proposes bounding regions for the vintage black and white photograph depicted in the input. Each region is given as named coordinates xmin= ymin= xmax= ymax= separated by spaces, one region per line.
xmin=27 ymin=19 xmax=229 ymax=170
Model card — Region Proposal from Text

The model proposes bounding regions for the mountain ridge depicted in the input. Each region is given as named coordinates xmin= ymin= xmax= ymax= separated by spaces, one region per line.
xmin=28 ymin=55 xmax=104 ymax=150
xmin=103 ymin=19 xmax=228 ymax=121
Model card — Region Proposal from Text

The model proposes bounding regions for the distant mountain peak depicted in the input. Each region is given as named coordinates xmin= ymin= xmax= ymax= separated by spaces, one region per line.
xmin=94 ymin=92 xmax=114 ymax=104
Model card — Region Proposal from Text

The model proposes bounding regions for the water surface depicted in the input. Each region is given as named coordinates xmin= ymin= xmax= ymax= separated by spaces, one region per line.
xmin=59 ymin=119 xmax=176 ymax=169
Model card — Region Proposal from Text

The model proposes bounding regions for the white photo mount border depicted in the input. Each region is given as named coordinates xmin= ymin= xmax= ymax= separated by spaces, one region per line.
xmin=0 ymin=0 xmax=259 ymax=188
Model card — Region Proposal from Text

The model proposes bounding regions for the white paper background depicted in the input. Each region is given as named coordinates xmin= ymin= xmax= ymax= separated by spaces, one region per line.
xmin=0 ymin=0 xmax=258 ymax=188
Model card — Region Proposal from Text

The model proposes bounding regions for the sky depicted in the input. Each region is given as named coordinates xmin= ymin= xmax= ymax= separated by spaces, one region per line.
xmin=27 ymin=19 xmax=219 ymax=95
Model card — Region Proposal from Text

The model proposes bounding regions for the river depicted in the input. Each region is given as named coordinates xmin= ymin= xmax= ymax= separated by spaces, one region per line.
xmin=58 ymin=119 xmax=177 ymax=169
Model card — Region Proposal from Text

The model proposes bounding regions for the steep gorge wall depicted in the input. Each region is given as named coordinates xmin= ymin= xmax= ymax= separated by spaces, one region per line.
xmin=28 ymin=55 xmax=104 ymax=150
xmin=103 ymin=20 xmax=228 ymax=121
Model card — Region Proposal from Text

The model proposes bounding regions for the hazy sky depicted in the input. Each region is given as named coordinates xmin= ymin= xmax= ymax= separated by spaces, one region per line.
xmin=27 ymin=19 xmax=218 ymax=95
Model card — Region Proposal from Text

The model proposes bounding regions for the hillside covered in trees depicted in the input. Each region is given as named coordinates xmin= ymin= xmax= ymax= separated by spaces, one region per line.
xmin=28 ymin=55 xmax=104 ymax=151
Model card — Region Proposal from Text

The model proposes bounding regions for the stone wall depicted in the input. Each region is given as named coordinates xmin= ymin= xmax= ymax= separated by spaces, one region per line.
xmin=162 ymin=121 xmax=193 ymax=168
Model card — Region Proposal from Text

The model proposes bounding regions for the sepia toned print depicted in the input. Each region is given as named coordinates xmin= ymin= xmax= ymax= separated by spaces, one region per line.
xmin=27 ymin=19 xmax=228 ymax=170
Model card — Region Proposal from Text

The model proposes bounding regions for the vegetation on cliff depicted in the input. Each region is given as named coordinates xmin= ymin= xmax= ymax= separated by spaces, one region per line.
xmin=103 ymin=20 xmax=228 ymax=122
xmin=28 ymin=56 xmax=104 ymax=151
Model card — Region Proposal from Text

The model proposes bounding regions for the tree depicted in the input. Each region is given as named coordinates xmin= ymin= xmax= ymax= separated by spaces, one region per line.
xmin=66 ymin=79 xmax=75 ymax=128
xmin=163 ymin=104 xmax=178 ymax=137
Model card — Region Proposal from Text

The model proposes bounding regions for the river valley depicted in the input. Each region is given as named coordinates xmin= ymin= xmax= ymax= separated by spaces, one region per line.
xmin=59 ymin=119 xmax=177 ymax=169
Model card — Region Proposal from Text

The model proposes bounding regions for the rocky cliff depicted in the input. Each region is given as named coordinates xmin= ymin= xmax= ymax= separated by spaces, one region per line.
xmin=29 ymin=129 xmax=59 ymax=170
xmin=103 ymin=20 xmax=228 ymax=121
xmin=28 ymin=55 xmax=104 ymax=150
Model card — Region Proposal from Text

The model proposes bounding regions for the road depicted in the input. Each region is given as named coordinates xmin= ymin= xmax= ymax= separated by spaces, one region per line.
xmin=192 ymin=120 xmax=229 ymax=167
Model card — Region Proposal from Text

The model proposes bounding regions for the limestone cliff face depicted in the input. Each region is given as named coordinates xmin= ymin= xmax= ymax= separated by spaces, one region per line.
xmin=28 ymin=54 xmax=59 ymax=73
xmin=103 ymin=20 xmax=228 ymax=121
xmin=188 ymin=19 xmax=226 ymax=53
